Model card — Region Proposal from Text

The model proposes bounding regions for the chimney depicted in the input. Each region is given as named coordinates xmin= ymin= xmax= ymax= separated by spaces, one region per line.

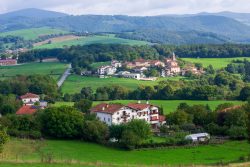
xmin=138 ymin=100 xmax=141 ymax=104
xmin=102 ymin=107 xmax=105 ymax=111
xmin=146 ymin=101 xmax=149 ymax=104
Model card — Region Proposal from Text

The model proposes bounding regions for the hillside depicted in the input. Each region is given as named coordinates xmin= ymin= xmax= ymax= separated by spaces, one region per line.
xmin=1 ymin=9 xmax=250 ymax=44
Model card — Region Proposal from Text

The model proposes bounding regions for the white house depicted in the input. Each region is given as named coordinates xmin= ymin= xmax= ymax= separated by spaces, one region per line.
xmin=111 ymin=60 xmax=122 ymax=68
xmin=90 ymin=102 xmax=166 ymax=128
xmin=20 ymin=93 xmax=40 ymax=105
xmin=185 ymin=133 xmax=210 ymax=142
xmin=122 ymin=72 xmax=142 ymax=80
xmin=97 ymin=65 xmax=117 ymax=75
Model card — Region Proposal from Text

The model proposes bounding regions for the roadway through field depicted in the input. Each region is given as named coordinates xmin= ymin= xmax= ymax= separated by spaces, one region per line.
xmin=57 ymin=64 xmax=72 ymax=87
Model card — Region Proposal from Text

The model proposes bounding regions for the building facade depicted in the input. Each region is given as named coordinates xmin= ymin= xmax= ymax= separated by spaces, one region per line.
xmin=90 ymin=102 xmax=165 ymax=127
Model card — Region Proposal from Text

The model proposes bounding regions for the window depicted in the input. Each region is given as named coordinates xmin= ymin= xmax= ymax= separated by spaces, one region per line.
xmin=108 ymin=118 xmax=110 ymax=122
xmin=104 ymin=118 xmax=106 ymax=121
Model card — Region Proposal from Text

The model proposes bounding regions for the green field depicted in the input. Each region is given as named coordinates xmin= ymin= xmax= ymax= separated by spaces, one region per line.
xmin=33 ymin=34 xmax=150 ymax=49
xmin=0 ymin=62 xmax=68 ymax=80
xmin=0 ymin=27 xmax=68 ymax=40
xmin=183 ymin=57 xmax=250 ymax=70
xmin=1 ymin=138 xmax=250 ymax=166
xmin=61 ymin=75 xmax=188 ymax=94
xmin=53 ymin=100 xmax=244 ymax=114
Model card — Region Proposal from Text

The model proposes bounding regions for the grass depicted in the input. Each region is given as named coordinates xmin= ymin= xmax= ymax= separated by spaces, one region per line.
xmin=53 ymin=100 xmax=244 ymax=114
xmin=0 ymin=62 xmax=68 ymax=81
xmin=33 ymin=34 xmax=150 ymax=49
xmin=183 ymin=57 xmax=250 ymax=70
xmin=0 ymin=27 xmax=68 ymax=40
xmin=1 ymin=138 xmax=250 ymax=166
xmin=61 ymin=75 xmax=188 ymax=94
xmin=90 ymin=61 xmax=111 ymax=69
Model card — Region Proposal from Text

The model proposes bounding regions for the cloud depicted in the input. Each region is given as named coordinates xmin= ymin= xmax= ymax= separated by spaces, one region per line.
xmin=0 ymin=0 xmax=250 ymax=15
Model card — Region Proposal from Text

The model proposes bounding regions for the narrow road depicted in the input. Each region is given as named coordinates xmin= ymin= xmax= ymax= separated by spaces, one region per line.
xmin=57 ymin=64 xmax=72 ymax=87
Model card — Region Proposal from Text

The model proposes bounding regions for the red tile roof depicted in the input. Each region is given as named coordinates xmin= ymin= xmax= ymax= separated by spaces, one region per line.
xmin=159 ymin=115 xmax=166 ymax=122
xmin=90 ymin=103 xmax=124 ymax=114
xmin=20 ymin=93 xmax=39 ymax=99
xmin=16 ymin=105 xmax=39 ymax=115
xmin=127 ymin=103 xmax=151 ymax=110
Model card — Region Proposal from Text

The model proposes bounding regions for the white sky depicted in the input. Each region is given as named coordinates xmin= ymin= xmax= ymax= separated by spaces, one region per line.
xmin=0 ymin=0 xmax=250 ymax=15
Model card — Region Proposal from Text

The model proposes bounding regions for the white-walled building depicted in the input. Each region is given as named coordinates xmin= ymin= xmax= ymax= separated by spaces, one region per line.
xmin=20 ymin=93 xmax=40 ymax=105
xmin=97 ymin=65 xmax=117 ymax=75
xmin=90 ymin=102 xmax=166 ymax=127
xmin=111 ymin=60 xmax=122 ymax=68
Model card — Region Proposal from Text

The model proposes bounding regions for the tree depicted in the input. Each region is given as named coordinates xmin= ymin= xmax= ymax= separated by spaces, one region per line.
xmin=82 ymin=120 xmax=109 ymax=143
xmin=0 ymin=125 xmax=9 ymax=152
xmin=227 ymin=126 xmax=248 ymax=140
xmin=224 ymin=109 xmax=248 ymax=128
xmin=126 ymin=119 xmax=151 ymax=140
xmin=109 ymin=124 xmax=126 ymax=142
xmin=239 ymin=86 xmax=250 ymax=101
xmin=41 ymin=106 xmax=84 ymax=138
xmin=167 ymin=110 xmax=189 ymax=125
xmin=121 ymin=129 xmax=141 ymax=149
xmin=74 ymin=99 xmax=93 ymax=113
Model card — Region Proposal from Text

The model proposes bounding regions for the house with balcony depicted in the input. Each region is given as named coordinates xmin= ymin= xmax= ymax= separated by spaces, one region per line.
xmin=97 ymin=65 xmax=117 ymax=76
xmin=90 ymin=101 xmax=166 ymax=128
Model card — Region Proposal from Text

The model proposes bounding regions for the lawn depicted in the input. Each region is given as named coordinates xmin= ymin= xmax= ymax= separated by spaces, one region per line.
xmin=53 ymin=100 xmax=244 ymax=114
xmin=33 ymin=34 xmax=150 ymax=49
xmin=1 ymin=138 xmax=250 ymax=166
xmin=61 ymin=75 xmax=188 ymax=94
xmin=0 ymin=27 xmax=68 ymax=40
xmin=182 ymin=57 xmax=250 ymax=70
xmin=0 ymin=62 xmax=68 ymax=81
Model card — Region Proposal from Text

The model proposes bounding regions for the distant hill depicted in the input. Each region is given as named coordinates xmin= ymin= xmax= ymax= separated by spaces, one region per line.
xmin=0 ymin=8 xmax=68 ymax=19
xmin=1 ymin=8 xmax=250 ymax=44
xmin=198 ymin=11 xmax=250 ymax=26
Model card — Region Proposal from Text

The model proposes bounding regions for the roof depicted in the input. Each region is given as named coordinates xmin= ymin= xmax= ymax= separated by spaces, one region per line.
xmin=16 ymin=105 xmax=39 ymax=115
xmin=20 ymin=93 xmax=40 ymax=99
xmin=185 ymin=133 xmax=210 ymax=139
xmin=126 ymin=103 xmax=151 ymax=110
xmin=159 ymin=115 xmax=166 ymax=122
xmin=90 ymin=103 xmax=124 ymax=114
xmin=0 ymin=59 xmax=17 ymax=63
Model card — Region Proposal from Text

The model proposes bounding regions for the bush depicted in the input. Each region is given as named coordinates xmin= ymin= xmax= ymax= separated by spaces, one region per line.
xmin=227 ymin=126 xmax=248 ymax=140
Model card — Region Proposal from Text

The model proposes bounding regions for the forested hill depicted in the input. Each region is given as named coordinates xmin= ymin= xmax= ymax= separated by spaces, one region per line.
xmin=1 ymin=9 xmax=250 ymax=44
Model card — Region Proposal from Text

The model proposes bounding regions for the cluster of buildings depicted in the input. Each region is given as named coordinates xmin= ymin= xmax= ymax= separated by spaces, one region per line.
xmin=0 ymin=58 xmax=17 ymax=66
xmin=94 ymin=53 xmax=204 ymax=80
xmin=90 ymin=101 xmax=166 ymax=128
xmin=16 ymin=93 xmax=47 ymax=115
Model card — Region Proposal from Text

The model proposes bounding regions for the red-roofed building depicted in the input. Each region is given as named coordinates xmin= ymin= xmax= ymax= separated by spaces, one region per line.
xmin=16 ymin=105 xmax=40 ymax=115
xmin=20 ymin=93 xmax=40 ymax=105
xmin=0 ymin=59 xmax=17 ymax=66
xmin=91 ymin=101 xmax=165 ymax=127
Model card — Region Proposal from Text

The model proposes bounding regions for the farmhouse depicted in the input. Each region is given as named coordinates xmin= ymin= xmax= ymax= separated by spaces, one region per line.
xmin=90 ymin=102 xmax=166 ymax=127
xmin=97 ymin=65 xmax=117 ymax=75
xmin=20 ymin=93 xmax=40 ymax=105
xmin=0 ymin=59 xmax=17 ymax=66
xmin=181 ymin=65 xmax=205 ymax=76
xmin=111 ymin=60 xmax=122 ymax=68
xmin=16 ymin=105 xmax=41 ymax=115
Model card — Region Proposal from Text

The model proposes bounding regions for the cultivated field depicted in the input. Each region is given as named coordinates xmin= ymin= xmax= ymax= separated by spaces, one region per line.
xmin=61 ymin=75 xmax=187 ymax=94
xmin=183 ymin=57 xmax=250 ymax=69
xmin=33 ymin=35 xmax=80 ymax=47
xmin=0 ymin=62 xmax=68 ymax=80
xmin=53 ymin=100 xmax=244 ymax=114
xmin=1 ymin=138 xmax=249 ymax=166
xmin=0 ymin=27 xmax=68 ymax=40
xmin=33 ymin=34 xmax=150 ymax=49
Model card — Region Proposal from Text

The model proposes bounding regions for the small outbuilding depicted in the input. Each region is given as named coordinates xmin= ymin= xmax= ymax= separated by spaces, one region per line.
xmin=185 ymin=133 xmax=210 ymax=142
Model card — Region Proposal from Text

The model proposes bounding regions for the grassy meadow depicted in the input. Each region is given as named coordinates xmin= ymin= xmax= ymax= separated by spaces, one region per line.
xmin=183 ymin=57 xmax=250 ymax=69
xmin=33 ymin=34 xmax=150 ymax=49
xmin=0 ymin=62 xmax=68 ymax=80
xmin=1 ymin=138 xmax=250 ymax=166
xmin=61 ymin=75 xmax=188 ymax=94
xmin=0 ymin=27 xmax=68 ymax=40
xmin=53 ymin=100 xmax=244 ymax=114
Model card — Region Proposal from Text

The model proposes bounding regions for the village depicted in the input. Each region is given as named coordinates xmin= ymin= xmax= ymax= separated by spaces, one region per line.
xmin=87 ymin=53 xmax=205 ymax=81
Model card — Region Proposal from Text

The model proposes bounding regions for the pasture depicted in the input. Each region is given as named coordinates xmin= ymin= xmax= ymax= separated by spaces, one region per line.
xmin=61 ymin=75 xmax=188 ymax=94
xmin=53 ymin=100 xmax=244 ymax=114
xmin=1 ymin=138 xmax=250 ymax=166
xmin=0 ymin=27 xmax=68 ymax=40
xmin=0 ymin=62 xmax=68 ymax=80
xmin=182 ymin=57 xmax=250 ymax=70
xmin=33 ymin=34 xmax=150 ymax=49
